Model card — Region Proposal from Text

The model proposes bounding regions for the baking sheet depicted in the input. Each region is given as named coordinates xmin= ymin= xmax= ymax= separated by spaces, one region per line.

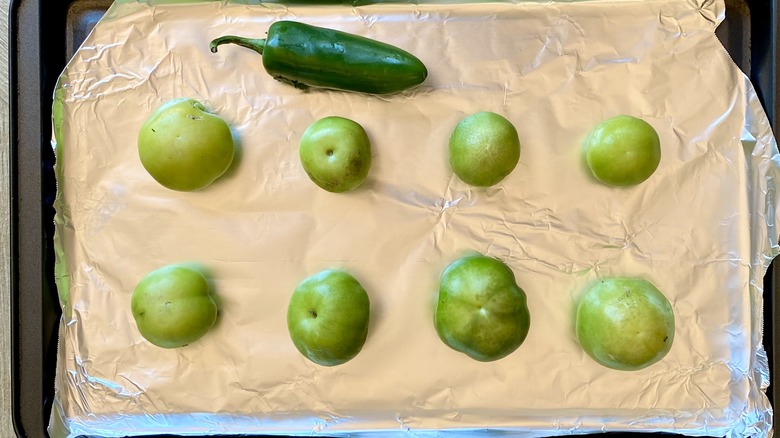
xmin=48 ymin=0 xmax=779 ymax=436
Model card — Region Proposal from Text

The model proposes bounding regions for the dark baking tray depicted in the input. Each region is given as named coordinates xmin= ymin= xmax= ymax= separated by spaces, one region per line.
xmin=8 ymin=0 xmax=780 ymax=436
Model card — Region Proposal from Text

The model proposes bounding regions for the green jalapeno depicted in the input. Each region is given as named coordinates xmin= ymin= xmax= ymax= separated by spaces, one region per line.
xmin=210 ymin=20 xmax=428 ymax=95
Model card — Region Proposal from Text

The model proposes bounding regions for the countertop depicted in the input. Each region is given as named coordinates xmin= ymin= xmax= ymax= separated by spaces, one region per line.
xmin=2 ymin=0 xmax=16 ymax=435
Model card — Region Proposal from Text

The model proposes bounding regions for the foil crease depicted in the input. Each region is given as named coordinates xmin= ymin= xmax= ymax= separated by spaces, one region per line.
xmin=48 ymin=0 xmax=778 ymax=436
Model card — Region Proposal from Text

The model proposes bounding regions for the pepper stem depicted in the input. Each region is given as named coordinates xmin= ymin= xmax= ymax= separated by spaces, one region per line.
xmin=209 ymin=36 xmax=267 ymax=55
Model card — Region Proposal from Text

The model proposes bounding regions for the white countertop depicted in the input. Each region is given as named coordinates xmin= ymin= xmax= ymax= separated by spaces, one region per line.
xmin=2 ymin=0 xmax=19 ymax=435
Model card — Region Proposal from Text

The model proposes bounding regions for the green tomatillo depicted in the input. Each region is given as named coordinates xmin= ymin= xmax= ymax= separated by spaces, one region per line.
xmin=434 ymin=254 xmax=531 ymax=362
xmin=575 ymin=277 xmax=674 ymax=371
xmin=138 ymin=98 xmax=235 ymax=192
xmin=131 ymin=264 xmax=218 ymax=349
xmin=287 ymin=269 xmax=371 ymax=366
xmin=448 ymin=112 xmax=521 ymax=187
xmin=583 ymin=115 xmax=661 ymax=187
xmin=299 ymin=116 xmax=372 ymax=193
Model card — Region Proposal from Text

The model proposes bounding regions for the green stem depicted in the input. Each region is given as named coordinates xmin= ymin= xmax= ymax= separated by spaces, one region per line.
xmin=209 ymin=36 xmax=267 ymax=55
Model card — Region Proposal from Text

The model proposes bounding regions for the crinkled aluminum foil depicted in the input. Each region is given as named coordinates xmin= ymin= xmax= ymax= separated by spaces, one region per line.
xmin=48 ymin=0 xmax=779 ymax=436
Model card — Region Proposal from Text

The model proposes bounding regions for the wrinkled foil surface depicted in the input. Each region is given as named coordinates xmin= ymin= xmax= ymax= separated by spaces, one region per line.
xmin=49 ymin=0 xmax=779 ymax=436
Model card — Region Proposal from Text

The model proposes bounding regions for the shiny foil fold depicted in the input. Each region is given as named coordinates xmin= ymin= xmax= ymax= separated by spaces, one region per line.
xmin=49 ymin=0 xmax=778 ymax=436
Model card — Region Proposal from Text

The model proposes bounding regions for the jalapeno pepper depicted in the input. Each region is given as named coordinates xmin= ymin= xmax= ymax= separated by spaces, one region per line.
xmin=209 ymin=21 xmax=428 ymax=95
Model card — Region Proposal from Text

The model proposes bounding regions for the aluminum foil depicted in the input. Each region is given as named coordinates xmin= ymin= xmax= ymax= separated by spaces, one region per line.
xmin=48 ymin=0 xmax=779 ymax=436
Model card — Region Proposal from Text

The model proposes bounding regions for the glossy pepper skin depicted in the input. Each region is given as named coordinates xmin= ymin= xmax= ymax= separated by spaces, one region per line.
xmin=210 ymin=21 xmax=428 ymax=95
